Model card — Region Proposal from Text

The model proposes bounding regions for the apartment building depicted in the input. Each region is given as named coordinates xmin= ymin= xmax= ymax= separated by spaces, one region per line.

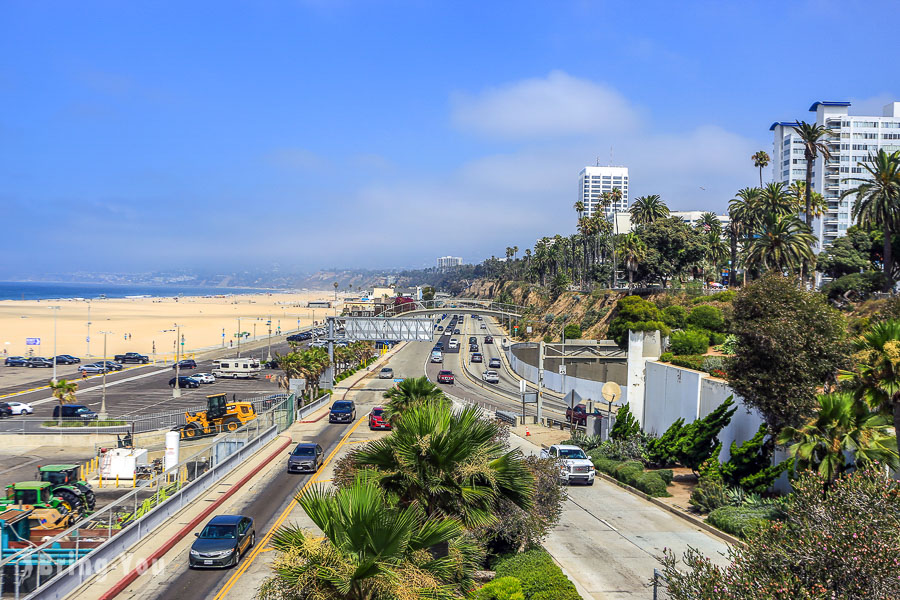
xmin=577 ymin=165 xmax=629 ymax=220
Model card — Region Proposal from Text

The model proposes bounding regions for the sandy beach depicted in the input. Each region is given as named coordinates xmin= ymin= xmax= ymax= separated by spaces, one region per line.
xmin=0 ymin=291 xmax=340 ymax=360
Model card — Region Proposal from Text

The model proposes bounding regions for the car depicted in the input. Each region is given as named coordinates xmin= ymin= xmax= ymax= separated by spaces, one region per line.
xmin=484 ymin=336 xmax=494 ymax=344
xmin=25 ymin=357 xmax=53 ymax=368
xmin=114 ymin=352 xmax=149 ymax=364
xmin=287 ymin=443 xmax=324 ymax=473
xmin=96 ymin=360 xmax=124 ymax=371
xmin=0 ymin=403 xmax=12 ymax=418
xmin=52 ymin=404 xmax=98 ymax=421
xmin=368 ymin=406 xmax=391 ymax=430
xmin=189 ymin=515 xmax=255 ymax=569
xmin=54 ymin=355 xmax=81 ymax=365
xmin=437 ymin=326 xmax=444 ymax=331
xmin=329 ymin=400 xmax=356 ymax=423
xmin=488 ymin=358 xmax=502 ymax=369
xmin=468 ymin=337 xmax=477 ymax=344
xmin=77 ymin=363 xmax=109 ymax=374
xmin=169 ymin=376 xmax=200 ymax=388
xmin=540 ymin=444 xmax=595 ymax=485
xmin=480 ymin=323 xmax=487 ymax=330
xmin=7 ymin=401 xmax=33 ymax=415
xmin=192 ymin=372 xmax=216 ymax=384
xmin=448 ymin=339 xmax=459 ymax=350
xmin=482 ymin=370 xmax=499 ymax=384
xmin=173 ymin=359 xmax=198 ymax=370
xmin=379 ymin=367 xmax=394 ymax=379
xmin=453 ymin=329 xmax=461 ymax=335
xmin=437 ymin=370 xmax=455 ymax=384
xmin=430 ymin=352 xmax=443 ymax=364
xmin=566 ymin=403 xmax=603 ymax=426
xmin=469 ymin=343 xmax=478 ymax=352
xmin=434 ymin=342 xmax=444 ymax=350
xmin=4 ymin=356 xmax=28 ymax=367
xmin=471 ymin=353 xmax=483 ymax=363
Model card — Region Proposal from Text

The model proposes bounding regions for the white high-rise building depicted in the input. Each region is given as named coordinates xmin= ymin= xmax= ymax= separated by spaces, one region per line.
xmin=771 ymin=100 xmax=900 ymax=248
xmin=577 ymin=166 xmax=629 ymax=220
xmin=436 ymin=256 xmax=462 ymax=270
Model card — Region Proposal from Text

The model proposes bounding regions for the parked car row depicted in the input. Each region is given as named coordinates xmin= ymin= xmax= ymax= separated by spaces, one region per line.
xmin=169 ymin=372 xmax=216 ymax=388
xmin=0 ymin=401 xmax=33 ymax=417
xmin=5 ymin=355 xmax=81 ymax=368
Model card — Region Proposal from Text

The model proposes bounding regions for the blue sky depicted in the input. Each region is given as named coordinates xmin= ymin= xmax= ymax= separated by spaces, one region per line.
xmin=2 ymin=1 xmax=897 ymax=275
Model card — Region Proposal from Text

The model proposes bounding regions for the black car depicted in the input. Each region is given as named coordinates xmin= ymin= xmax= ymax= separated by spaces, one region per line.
xmin=97 ymin=360 xmax=124 ymax=371
xmin=0 ymin=403 xmax=12 ymax=418
xmin=469 ymin=343 xmax=478 ymax=352
xmin=169 ymin=376 xmax=200 ymax=388
xmin=329 ymin=400 xmax=356 ymax=423
xmin=26 ymin=357 xmax=54 ymax=368
xmin=453 ymin=329 xmax=461 ymax=335
xmin=437 ymin=326 xmax=444 ymax=331
xmin=173 ymin=359 xmax=198 ymax=370
xmin=52 ymin=404 xmax=98 ymax=421
xmin=55 ymin=354 xmax=81 ymax=365
xmin=4 ymin=356 xmax=28 ymax=367
xmin=189 ymin=515 xmax=255 ymax=569
xmin=468 ymin=337 xmax=477 ymax=344
xmin=484 ymin=335 xmax=494 ymax=344
xmin=287 ymin=443 xmax=324 ymax=473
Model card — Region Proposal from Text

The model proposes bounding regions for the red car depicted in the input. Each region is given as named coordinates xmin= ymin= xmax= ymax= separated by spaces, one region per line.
xmin=566 ymin=403 xmax=603 ymax=426
xmin=368 ymin=407 xmax=391 ymax=430
xmin=437 ymin=370 xmax=455 ymax=384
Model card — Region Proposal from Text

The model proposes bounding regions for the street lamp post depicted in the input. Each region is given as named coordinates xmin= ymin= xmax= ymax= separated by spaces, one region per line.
xmin=86 ymin=301 xmax=92 ymax=358
xmin=173 ymin=324 xmax=182 ymax=398
xmin=236 ymin=317 xmax=243 ymax=357
xmin=99 ymin=330 xmax=112 ymax=420
xmin=49 ymin=306 xmax=60 ymax=383
xmin=267 ymin=317 xmax=272 ymax=363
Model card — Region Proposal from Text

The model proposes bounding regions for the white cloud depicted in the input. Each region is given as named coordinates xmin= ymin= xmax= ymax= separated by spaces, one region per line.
xmin=451 ymin=70 xmax=641 ymax=139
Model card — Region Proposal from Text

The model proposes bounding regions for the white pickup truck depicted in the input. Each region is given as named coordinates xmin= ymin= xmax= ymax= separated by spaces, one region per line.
xmin=540 ymin=444 xmax=595 ymax=485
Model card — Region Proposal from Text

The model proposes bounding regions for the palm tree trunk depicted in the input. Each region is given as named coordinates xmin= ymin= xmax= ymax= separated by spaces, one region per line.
xmin=884 ymin=221 xmax=894 ymax=292
xmin=804 ymin=159 xmax=814 ymax=227
xmin=730 ymin=230 xmax=738 ymax=287
xmin=758 ymin=167 xmax=763 ymax=188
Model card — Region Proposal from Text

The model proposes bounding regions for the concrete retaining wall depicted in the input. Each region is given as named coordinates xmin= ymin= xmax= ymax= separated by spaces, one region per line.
xmin=506 ymin=345 xmax=628 ymax=405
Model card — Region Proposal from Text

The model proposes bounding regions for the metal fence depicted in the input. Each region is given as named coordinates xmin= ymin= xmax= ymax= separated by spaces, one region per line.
xmin=0 ymin=393 xmax=300 ymax=600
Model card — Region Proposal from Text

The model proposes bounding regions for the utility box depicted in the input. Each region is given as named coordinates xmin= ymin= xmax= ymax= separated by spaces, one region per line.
xmin=99 ymin=448 xmax=149 ymax=480
xmin=585 ymin=415 xmax=603 ymax=438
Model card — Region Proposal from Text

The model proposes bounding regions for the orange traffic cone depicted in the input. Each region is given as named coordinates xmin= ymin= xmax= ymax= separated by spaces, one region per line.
xmin=525 ymin=427 xmax=531 ymax=437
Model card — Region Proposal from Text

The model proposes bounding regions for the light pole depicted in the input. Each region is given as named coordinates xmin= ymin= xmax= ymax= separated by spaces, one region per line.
xmin=237 ymin=317 xmax=243 ymax=357
xmin=99 ymin=331 xmax=112 ymax=420
xmin=86 ymin=301 xmax=92 ymax=357
xmin=49 ymin=306 xmax=60 ymax=383
xmin=267 ymin=317 xmax=272 ymax=363
xmin=173 ymin=324 xmax=182 ymax=398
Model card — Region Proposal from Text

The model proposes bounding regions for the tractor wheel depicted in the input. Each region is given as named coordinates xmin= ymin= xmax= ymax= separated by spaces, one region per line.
xmin=222 ymin=417 xmax=241 ymax=432
xmin=56 ymin=489 xmax=81 ymax=516
xmin=182 ymin=423 xmax=202 ymax=439
xmin=79 ymin=486 xmax=97 ymax=510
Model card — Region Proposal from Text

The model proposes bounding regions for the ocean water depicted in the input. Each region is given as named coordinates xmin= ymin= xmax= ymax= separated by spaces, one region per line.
xmin=0 ymin=281 xmax=282 ymax=301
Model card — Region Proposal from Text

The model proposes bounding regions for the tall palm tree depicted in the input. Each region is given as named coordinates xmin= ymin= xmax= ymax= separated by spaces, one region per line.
xmin=299 ymin=347 xmax=330 ymax=401
xmin=843 ymin=149 xmax=900 ymax=291
xmin=776 ymin=392 xmax=898 ymax=486
xmin=788 ymin=181 xmax=826 ymax=220
xmin=629 ymin=194 xmax=669 ymax=225
xmin=262 ymin=477 xmax=477 ymax=600
xmin=743 ymin=213 xmax=815 ymax=275
xmin=756 ymin=182 xmax=795 ymax=221
xmin=49 ymin=379 xmax=78 ymax=425
xmin=616 ymin=233 xmax=645 ymax=287
xmin=354 ymin=403 xmax=534 ymax=528
xmin=729 ymin=187 xmax=762 ymax=286
xmin=697 ymin=212 xmax=722 ymax=236
xmin=573 ymin=200 xmax=585 ymax=219
xmin=751 ymin=150 xmax=770 ymax=187
xmin=793 ymin=121 xmax=834 ymax=226
xmin=839 ymin=319 xmax=900 ymax=459
xmin=703 ymin=231 xmax=729 ymax=278
xmin=274 ymin=351 xmax=304 ymax=391
xmin=381 ymin=376 xmax=446 ymax=425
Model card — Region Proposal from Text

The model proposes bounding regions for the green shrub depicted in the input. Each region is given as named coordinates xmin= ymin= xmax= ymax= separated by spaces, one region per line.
xmin=591 ymin=457 xmax=624 ymax=475
xmin=492 ymin=549 xmax=581 ymax=600
xmin=590 ymin=433 xmax=648 ymax=463
xmin=613 ymin=461 xmax=644 ymax=486
xmin=707 ymin=331 xmax=727 ymax=346
xmin=594 ymin=458 xmax=671 ymax=497
xmin=689 ymin=477 xmax=729 ymax=513
xmin=563 ymin=323 xmax=581 ymax=339
xmin=636 ymin=471 xmax=670 ymax=497
xmin=698 ymin=290 xmax=736 ymax=303
xmin=662 ymin=305 xmax=688 ymax=328
xmin=687 ymin=305 xmax=725 ymax=331
xmin=706 ymin=505 xmax=782 ymax=538
xmin=714 ymin=333 xmax=738 ymax=355
xmin=656 ymin=469 xmax=673 ymax=485
xmin=821 ymin=271 xmax=886 ymax=301
xmin=659 ymin=351 xmax=674 ymax=362
xmin=669 ymin=330 xmax=710 ymax=355
xmin=609 ymin=403 xmax=640 ymax=440
xmin=469 ymin=576 xmax=525 ymax=600
xmin=700 ymin=356 xmax=726 ymax=373
xmin=668 ymin=355 xmax=704 ymax=370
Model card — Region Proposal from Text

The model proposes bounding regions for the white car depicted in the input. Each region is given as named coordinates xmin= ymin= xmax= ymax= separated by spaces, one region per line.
xmin=7 ymin=401 xmax=33 ymax=415
xmin=480 ymin=323 xmax=487 ymax=330
xmin=192 ymin=372 xmax=216 ymax=384
xmin=448 ymin=339 xmax=459 ymax=350
xmin=482 ymin=370 xmax=499 ymax=384
xmin=430 ymin=352 xmax=443 ymax=364
xmin=540 ymin=444 xmax=595 ymax=485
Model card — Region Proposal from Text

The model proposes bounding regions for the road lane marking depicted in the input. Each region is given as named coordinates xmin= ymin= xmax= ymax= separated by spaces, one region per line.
xmin=213 ymin=415 xmax=367 ymax=600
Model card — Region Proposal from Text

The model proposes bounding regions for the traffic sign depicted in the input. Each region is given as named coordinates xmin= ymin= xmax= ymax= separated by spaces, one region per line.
xmin=558 ymin=365 xmax=567 ymax=375
xmin=25 ymin=338 xmax=40 ymax=345
xmin=393 ymin=378 xmax=405 ymax=383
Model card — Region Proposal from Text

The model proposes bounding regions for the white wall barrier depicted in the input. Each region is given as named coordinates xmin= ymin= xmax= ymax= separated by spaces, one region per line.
xmin=506 ymin=345 xmax=628 ymax=405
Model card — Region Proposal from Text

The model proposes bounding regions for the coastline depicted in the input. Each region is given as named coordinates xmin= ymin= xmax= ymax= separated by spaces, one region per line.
xmin=0 ymin=280 xmax=303 ymax=302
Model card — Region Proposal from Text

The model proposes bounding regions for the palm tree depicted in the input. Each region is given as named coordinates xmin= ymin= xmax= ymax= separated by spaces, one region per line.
xmin=697 ymin=212 xmax=722 ymax=236
xmin=573 ymin=200 xmax=585 ymax=219
xmin=788 ymin=181 xmax=826 ymax=220
xmin=274 ymin=352 xmax=304 ymax=391
xmin=261 ymin=476 xmax=477 ymax=600
xmin=299 ymin=347 xmax=330 ymax=401
xmin=354 ymin=403 xmax=534 ymax=528
xmin=743 ymin=213 xmax=815 ymax=275
xmin=49 ymin=379 xmax=78 ymax=425
xmin=630 ymin=194 xmax=669 ymax=225
xmin=703 ymin=231 xmax=729 ymax=278
xmin=729 ymin=187 xmax=761 ymax=286
xmin=381 ymin=376 xmax=446 ymax=425
xmin=793 ymin=121 xmax=834 ymax=226
xmin=839 ymin=319 xmax=900 ymax=459
xmin=843 ymin=149 xmax=900 ymax=290
xmin=776 ymin=392 xmax=898 ymax=486
xmin=616 ymin=233 xmax=645 ymax=287
xmin=756 ymin=182 xmax=795 ymax=221
xmin=751 ymin=150 xmax=770 ymax=187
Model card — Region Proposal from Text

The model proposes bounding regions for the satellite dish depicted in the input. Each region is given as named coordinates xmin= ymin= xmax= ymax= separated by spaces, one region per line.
xmin=601 ymin=381 xmax=621 ymax=404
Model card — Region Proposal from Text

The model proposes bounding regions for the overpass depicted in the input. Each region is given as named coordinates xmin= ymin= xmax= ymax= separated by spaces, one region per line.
xmin=377 ymin=298 xmax=526 ymax=320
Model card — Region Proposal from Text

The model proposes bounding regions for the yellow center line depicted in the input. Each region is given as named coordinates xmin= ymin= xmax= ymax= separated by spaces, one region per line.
xmin=213 ymin=415 xmax=367 ymax=599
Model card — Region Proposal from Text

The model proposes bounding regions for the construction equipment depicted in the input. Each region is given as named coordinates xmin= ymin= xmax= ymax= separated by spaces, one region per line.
xmin=172 ymin=393 xmax=257 ymax=439
xmin=37 ymin=464 xmax=96 ymax=514
xmin=0 ymin=482 xmax=74 ymax=516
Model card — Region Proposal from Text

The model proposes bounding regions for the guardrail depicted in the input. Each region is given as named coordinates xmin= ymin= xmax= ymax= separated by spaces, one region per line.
xmin=651 ymin=568 xmax=669 ymax=599
xmin=0 ymin=394 xmax=298 ymax=600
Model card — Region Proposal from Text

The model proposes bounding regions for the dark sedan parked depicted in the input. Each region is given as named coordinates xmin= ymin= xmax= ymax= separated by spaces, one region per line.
xmin=169 ymin=376 xmax=200 ymax=388
xmin=0 ymin=403 xmax=12 ymax=418
xmin=189 ymin=515 xmax=255 ymax=569
xmin=96 ymin=360 xmax=124 ymax=371
xmin=55 ymin=355 xmax=81 ymax=364
xmin=173 ymin=359 xmax=198 ymax=370
xmin=4 ymin=356 xmax=28 ymax=367
xmin=26 ymin=357 xmax=54 ymax=368
xmin=287 ymin=443 xmax=324 ymax=473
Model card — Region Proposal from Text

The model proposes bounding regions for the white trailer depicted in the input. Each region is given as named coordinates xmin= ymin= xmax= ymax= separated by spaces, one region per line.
xmin=212 ymin=357 xmax=262 ymax=379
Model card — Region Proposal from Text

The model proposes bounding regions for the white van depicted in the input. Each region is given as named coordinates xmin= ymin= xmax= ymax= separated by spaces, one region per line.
xmin=430 ymin=351 xmax=443 ymax=364
xmin=448 ymin=339 xmax=459 ymax=350
xmin=212 ymin=358 xmax=262 ymax=379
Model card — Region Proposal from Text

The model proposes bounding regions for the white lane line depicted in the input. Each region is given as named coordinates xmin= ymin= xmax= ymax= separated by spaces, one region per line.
xmin=599 ymin=518 xmax=618 ymax=532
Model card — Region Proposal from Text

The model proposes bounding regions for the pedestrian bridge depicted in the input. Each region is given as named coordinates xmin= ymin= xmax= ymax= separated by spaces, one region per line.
xmin=377 ymin=298 xmax=526 ymax=319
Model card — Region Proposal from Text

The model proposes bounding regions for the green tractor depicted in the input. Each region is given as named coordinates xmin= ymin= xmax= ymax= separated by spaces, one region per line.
xmin=0 ymin=481 xmax=74 ymax=516
xmin=37 ymin=465 xmax=96 ymax=514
